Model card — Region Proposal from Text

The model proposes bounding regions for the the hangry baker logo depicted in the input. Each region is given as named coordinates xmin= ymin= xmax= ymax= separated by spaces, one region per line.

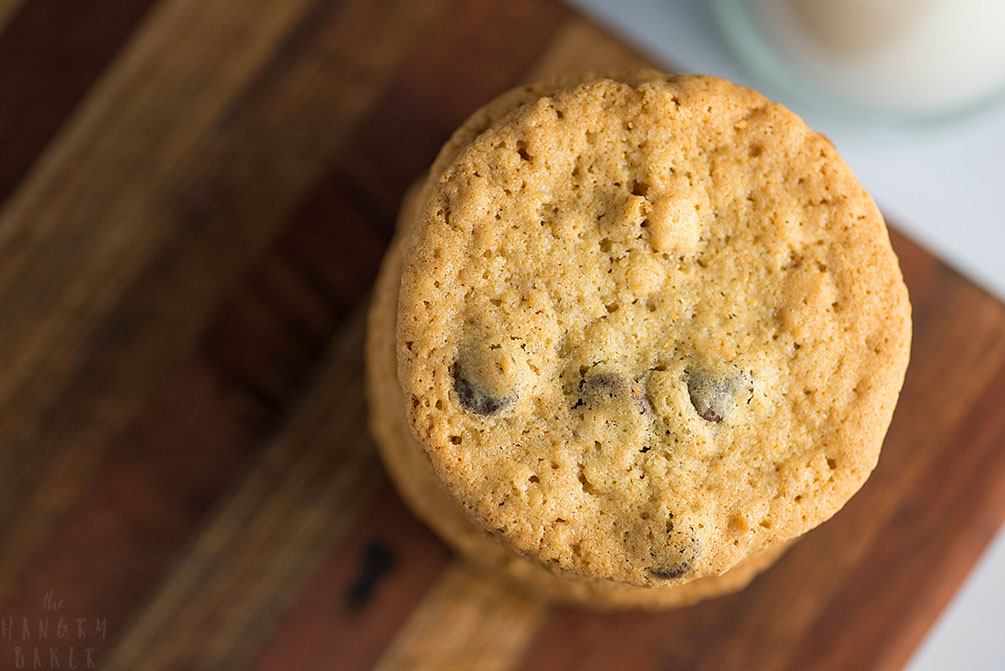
xmin=1 ymin=591 xmax=106 ymax=669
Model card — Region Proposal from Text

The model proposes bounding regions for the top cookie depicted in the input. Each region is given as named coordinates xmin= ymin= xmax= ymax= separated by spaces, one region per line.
xmin=396 ymin=73 xmax=911 ymax=586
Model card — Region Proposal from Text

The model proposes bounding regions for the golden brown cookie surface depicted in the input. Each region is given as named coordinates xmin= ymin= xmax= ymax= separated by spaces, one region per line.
xmin=396 ymin=74 xmax=910 ymax=586
xmin=366 ymin=182 xmax=787 ymax=609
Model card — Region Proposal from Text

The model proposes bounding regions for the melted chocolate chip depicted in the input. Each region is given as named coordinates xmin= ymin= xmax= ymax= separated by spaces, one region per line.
xmin=647 ymin=563 xmax=691 ymax=580
xmin=453 ymin=367 xmax=515 ymax=416
xmin=686 ymin=366 xmax=752 ymax=423
xmin=632 ymin=386 xmax=654 ymax=418
xmin=580 ymin=372 xmax=652 ymax=417
xmin=647 ymin=530 xmax=702 ymax=581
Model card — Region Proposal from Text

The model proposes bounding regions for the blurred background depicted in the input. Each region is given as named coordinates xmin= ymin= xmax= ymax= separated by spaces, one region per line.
xmin=0 ymin=0 xmax=1001 ymax=669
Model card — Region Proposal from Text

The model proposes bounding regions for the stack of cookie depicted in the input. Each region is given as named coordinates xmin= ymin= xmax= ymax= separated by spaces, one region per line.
xmin=365 ymin=71 xmax=911 ymax=609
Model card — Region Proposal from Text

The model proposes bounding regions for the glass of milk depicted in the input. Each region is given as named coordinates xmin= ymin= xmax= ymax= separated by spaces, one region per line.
xmin=711 ymin=0 xmax=1005 ymax=123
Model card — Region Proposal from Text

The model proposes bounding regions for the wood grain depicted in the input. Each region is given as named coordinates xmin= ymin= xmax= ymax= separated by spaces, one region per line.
xmin=374 ymin=563 xmax=548 ymax=671
xmin=0 ymin=0 xmax=156 ymax=200
xmin=0 ymin=0 xmax=27 ymax=32
xmin=0 ymin=0 xmax=315 ymax=597
xmin=0 ymin=0 xmax=1001 ymax=670
xmin=102 ymin=313 xmax=384 ymax=670
xmin=0 ymin=0 xmax=444 ymax=610
xmin=249 ymin=486 xmax=453 ymax=671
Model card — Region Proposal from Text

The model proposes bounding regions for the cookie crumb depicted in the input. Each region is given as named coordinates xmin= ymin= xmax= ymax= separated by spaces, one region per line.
xmin=647 ymin=192 xmax=701 ymax=255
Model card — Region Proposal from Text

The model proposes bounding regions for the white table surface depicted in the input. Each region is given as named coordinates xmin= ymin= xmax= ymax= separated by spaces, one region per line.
xmin=563 ymin=1 xmax=1005 ymax=668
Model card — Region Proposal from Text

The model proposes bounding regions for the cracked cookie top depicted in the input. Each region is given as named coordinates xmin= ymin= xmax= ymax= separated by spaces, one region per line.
xmin=396 ymin=73 xmax=911 ymax=586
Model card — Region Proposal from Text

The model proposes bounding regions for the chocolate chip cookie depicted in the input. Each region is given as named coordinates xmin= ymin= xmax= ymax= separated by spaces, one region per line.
xmin=366 ymin=180 xmax=788 ymax=609
xmin=395 ymin=73 xmax=911 ymax=587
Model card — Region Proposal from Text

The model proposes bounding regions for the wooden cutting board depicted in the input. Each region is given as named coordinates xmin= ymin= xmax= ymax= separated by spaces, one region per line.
xmin=0 ymin=0 xmax=1002 ymax=669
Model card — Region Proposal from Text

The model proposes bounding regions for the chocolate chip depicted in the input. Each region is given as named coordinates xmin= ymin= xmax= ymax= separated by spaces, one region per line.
xmin=686 ymin=366 xmax=752 ymax=423
xmin=580 ymin=371 xmax=652 ymax=417
xmin=453 ymin=366 xmax=515 ymax=416
xmin=647 ymin=563 xmax=691 ymax=580
xmin=647 ymin=530 xmax=701 ymax=581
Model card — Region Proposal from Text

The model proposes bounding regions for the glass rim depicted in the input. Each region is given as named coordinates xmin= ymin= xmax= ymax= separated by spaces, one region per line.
xmin=709 ymin=0 xmax=1005 ymax=129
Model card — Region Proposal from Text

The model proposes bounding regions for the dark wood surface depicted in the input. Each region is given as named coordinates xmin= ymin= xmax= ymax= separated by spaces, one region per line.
xmin=0 ymin=0 xmax=1002 ymax=669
